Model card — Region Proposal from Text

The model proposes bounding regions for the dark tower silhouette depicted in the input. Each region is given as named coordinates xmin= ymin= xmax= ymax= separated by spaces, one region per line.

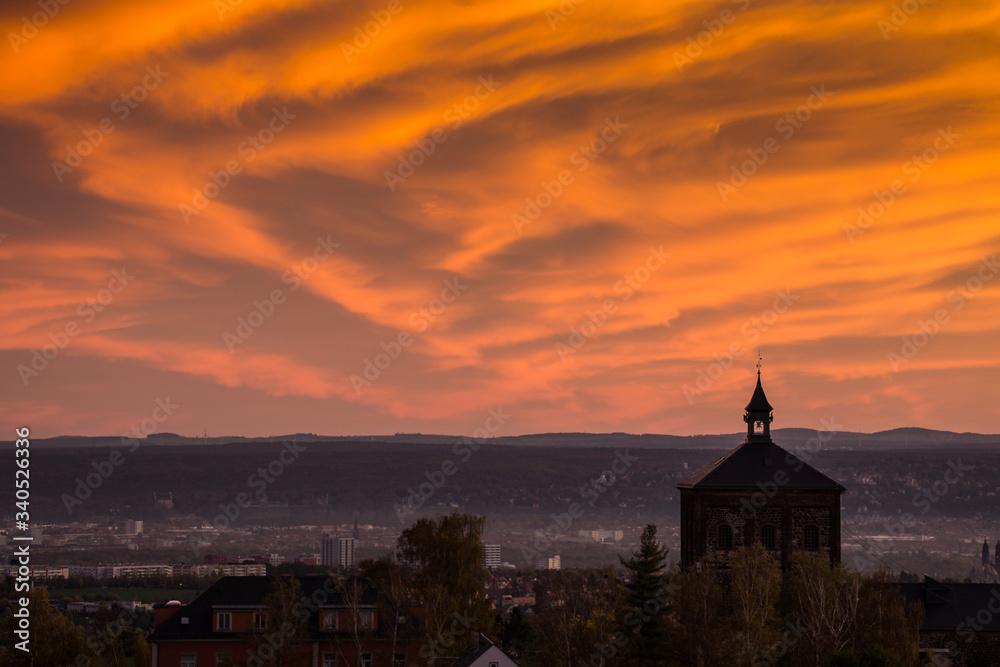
xmin=983 ymin=539 xmax=990 ymax=566
xmin=353 ymin=513 xmax=360 ymax=540
xmin=994 ymin=540 xmax=999 ymax=566
xmin=678 ymin=367 xmax=845 ymax=570
xmin=744 ymin=364 xmax=774 ymax=442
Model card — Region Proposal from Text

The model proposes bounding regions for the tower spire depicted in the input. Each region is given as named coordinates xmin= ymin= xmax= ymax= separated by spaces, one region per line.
xmin=744 ymin=363 xmax=774 ymax=442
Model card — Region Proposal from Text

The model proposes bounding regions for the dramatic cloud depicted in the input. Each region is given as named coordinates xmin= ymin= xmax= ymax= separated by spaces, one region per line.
xmin=2 ymin=0 xmax=998 ymax=438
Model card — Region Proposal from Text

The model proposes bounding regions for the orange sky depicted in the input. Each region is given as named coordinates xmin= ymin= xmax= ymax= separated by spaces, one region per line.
xmin=2 ymin=0 xmax=999 ymax=439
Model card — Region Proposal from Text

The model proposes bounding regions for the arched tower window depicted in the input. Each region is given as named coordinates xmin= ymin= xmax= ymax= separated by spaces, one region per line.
xmin=761 ymin=524 xmax=777 ymax=549
xmin=718 ymin=524 xmax=733 ymax=550
xmin=804 ymin=525 xmax=819 ymax=550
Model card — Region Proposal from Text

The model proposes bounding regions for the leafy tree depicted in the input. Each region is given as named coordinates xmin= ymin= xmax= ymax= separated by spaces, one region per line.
xmin=853 ymin=570 xmax=921 ymax=667
xmin=618 ymin=524 xmax=672 ymax=663
xmin=529 ymin=567 xmax=626 ymax=666
xmin=785 ymin=553 xmax=861 ymax=666
xmin=398 ymin=512 xmax=499 ymax=660
xmin=730 ymin=542 xmax=782 ymax=666
xmin=359 ymin=556 xmax=413 ymax=658
xmin=669 ymin=560 xmax=731 ymax=666
xmin=247 ymin=576 xmax=310 ymax=667
xmin=1 ymin=588 xmax=96 ymax=666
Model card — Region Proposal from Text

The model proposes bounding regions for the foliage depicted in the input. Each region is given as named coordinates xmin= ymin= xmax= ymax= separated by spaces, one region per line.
xmin=730 ymin=542 xmax=782 ymax=666
xmin=669 ymin=560 xmax=731 ymax=667
xmin=248 ymin=576 xmax=310 ymax=667
xmin=0 ymin=588 xmax=95 ymax=666
xmin=618 ymin=524 xmax=672 ymax=663
xmin=529 ymin=567 xmax=626 ymax=666
xmin=397 ymin=512 xmax=499 ymax=658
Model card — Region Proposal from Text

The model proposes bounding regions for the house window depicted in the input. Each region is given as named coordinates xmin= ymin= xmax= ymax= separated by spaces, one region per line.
xmin=490 ymin=663 xmax=500 ymax=667
xmin=393 ymin=654 xmax=407 ymax=667
xmin=215 ymin=654 xmax=231 ymax=667
xmin=718 ymin=524 xmax=733 ymax=550
xmin=321 ymin=611 xmax=338 ymax=631
xmin=322 ymin=654 xmax=337 ymax=667
xmin=804 ymin=525 xmax=819 ymax=550
xmin=216 ymin=612 xmax=231 ymax=631
xmin=253 ymin=612 xmax=267 ymax=630
xmin=761 ymin=524 xmax=777 ymax=550
xmin=181 ymin=656 xmax=197 ymax=667
xmin=359 ymin=610 xmax=375 ymax=630
xmin=358 ymin=654 xmax=373 ymax=667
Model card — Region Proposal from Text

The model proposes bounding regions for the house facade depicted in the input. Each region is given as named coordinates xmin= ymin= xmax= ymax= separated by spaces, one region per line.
xmin=149 ymin=575 xmax=425 ymax=666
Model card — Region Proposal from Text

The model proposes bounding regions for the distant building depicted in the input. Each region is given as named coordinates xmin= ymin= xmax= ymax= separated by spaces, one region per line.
xmin=216 ymin=563 xmax=266 ymax=577
xmin=335 ymin=536 xmax=356 ymax=568
xmin=677 ymin=370 xmax=845 ymax=570
xmin=123 ymin=519 xmax=143 ymax=536
xmin=321 ymin=534 xmax=335 ymax=566
xmin=536 ymin=555 xmax=561 ymax=570
xmin=203 ymin=554 xmax=228 ymax=565
xmin=484 ymin=544 xmax=502 ymax=569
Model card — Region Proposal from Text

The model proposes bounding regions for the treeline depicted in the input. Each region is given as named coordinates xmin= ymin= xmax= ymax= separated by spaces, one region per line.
xmin=502 ymin=528 xmax=922 ymax=666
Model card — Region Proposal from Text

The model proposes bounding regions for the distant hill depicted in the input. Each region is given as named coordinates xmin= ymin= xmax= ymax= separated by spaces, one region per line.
xmin=3 ymin=427 xmax=998 ymax=451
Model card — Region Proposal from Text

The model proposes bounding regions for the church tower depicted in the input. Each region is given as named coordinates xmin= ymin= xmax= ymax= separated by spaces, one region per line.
xmin=677 ymin=369 xmax=845 ymax=570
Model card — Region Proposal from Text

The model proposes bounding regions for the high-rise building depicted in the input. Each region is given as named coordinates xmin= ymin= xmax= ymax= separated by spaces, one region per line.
xmin=321 ymin=534 xmax=335 ymax=566
xmin=484 ymin=544 xmax=501 ymax=568
xmin=335 ymin=536 xmax=356 ymax=568
xmin=535 ymin=555 xmax=561 ymax=570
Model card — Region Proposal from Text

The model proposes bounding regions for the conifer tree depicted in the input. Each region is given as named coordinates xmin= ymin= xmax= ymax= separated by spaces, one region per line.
xmin=618 ymin=524 xmax=672 ymax=663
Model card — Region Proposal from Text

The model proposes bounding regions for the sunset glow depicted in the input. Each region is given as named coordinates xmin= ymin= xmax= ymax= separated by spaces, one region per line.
xmin=3 ymin=0 xmax=999 ymax=438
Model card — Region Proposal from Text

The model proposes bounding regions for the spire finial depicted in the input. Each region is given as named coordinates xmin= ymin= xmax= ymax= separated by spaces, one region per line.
xmin=756 ymin=349 xmax=762 ymax=376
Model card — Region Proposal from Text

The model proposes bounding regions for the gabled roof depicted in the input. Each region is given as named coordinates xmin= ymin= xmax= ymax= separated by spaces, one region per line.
xmin=899 ymin=578 xmax=1000 ymax=631
xmin=453 ymin=634 xmax=518 ymax=667
xmin=148 ymin=575 xmax=424 ymax=642
xmin=676 ymin=439 xmax=845 ymax=491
